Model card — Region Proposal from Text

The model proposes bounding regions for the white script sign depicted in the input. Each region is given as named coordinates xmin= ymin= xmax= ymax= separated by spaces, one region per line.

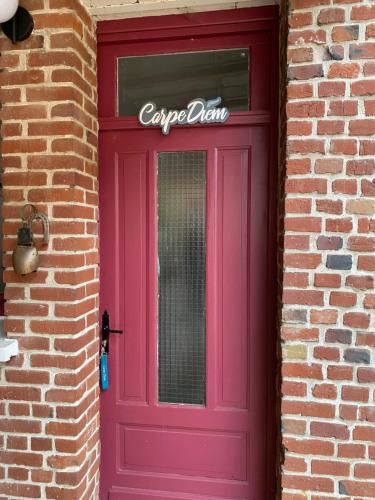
xmin=138 ymin=97 xmax=229 ymax=135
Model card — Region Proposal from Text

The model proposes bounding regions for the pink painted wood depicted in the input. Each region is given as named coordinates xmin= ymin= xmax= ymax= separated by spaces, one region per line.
xmin=99 ymin=8 xmax=278 ymax=500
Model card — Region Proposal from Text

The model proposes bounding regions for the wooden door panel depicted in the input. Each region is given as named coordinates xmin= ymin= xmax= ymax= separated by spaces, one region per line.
xmin=215 ymin=147 xmax=249 ymax=410
xmin=119 ymin=425 xmax=247 ymax=479
xmin=100 ymin=125 xmax=271 ymax=499
xmin=116 ymin=152 xmax=148 ymax=405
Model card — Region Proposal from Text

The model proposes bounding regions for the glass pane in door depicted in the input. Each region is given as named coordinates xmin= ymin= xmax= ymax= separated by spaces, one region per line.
xmin=158 ymin=151 xmax=206 ymax=405
xmin=118 ymin=49 xmax=249 ymax=116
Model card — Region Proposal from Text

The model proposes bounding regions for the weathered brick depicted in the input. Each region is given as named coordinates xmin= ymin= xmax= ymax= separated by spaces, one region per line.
xmin=344 ymin=348 xmax=371 ymax=364
xmin=326 ymin=255 xmax=352 ymax=270
xmin=325 ymin=329 xmax=352 ymax=344
xmin=317 ymin=236 xmax=343 ymax=250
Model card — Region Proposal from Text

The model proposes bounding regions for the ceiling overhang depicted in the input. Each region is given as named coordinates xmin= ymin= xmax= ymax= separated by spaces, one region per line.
xmin=83 ymin=0 xmax=279 ymax=21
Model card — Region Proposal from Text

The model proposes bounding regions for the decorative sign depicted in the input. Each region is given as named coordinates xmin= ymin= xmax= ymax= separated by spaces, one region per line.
xmin=138 ymin=97 xmax=229 ymax=135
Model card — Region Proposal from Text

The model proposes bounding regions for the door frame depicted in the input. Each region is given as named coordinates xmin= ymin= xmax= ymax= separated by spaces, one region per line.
xmin=97 ymin=6 xmax=279 ymax=498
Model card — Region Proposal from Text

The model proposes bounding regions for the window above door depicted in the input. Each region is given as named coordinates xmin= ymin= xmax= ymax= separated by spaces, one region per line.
xmin=117 ymin=49 xmax=249 ymax=117
xmin=97 ymin=7 xmax=278 ymax=124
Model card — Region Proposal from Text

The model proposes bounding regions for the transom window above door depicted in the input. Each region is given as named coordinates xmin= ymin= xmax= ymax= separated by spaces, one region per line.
xmin=117 ymin=49 xmax=249 ymax=116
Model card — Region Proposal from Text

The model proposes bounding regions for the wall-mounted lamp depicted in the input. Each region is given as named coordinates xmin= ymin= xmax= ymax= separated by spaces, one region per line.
xmin=0 ymin=0 xmax=19 ymax=23
xmin=0 ymin=2 xmax=34 ymax=44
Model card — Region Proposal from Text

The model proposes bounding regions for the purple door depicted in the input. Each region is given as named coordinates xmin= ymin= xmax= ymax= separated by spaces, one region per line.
xmin=98 ymin=8 xmax=277 ymax=499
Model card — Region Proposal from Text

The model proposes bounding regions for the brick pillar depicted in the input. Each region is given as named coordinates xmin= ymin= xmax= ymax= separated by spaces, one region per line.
xmin=0 ymin=1 xmax=99 ymax=498
xmin=282 ymin=0 xmax=375 ymax=498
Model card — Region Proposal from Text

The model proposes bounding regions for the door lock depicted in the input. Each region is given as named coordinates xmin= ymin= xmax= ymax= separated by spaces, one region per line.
xmin=101 ymin=310 xmax=123 ymax=354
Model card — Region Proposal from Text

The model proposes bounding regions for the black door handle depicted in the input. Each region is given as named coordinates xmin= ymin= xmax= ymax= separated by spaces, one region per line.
xmin=101 ymin=310 xmax=123 ymax=353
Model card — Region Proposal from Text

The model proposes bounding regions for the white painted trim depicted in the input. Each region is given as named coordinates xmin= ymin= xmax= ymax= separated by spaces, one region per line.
xmin=85 ymin=0 xmax=278 ymax=20
xmin=0 ymin=338 xmax=19 ymax=363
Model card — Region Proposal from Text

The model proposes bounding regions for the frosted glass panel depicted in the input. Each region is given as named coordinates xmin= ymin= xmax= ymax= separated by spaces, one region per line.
xmin=158 ymin=152 xmax=206 ymax=405
xmin=118 ymin=49 xmax=249 ymax=116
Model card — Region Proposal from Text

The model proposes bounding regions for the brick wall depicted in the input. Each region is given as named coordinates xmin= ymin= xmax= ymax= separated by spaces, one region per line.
xmin=282 ymin=0 xmax=375 ymax=498
xmin=0 ymin=0 xmax=100 ymax=498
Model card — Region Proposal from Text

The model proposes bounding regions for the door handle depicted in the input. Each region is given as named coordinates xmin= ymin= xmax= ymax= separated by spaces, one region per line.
xmin=101 ymin=310 xmax=123 ymax=353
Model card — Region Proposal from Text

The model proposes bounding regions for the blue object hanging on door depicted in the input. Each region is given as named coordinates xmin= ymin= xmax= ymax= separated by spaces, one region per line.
xmin=100 ymin=310 xmax=123 ymax=391
xmin=100 ymin=352 xmax=109 ymax=391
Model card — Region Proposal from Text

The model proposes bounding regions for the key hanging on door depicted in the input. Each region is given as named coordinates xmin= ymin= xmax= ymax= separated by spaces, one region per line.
xmin=100 ymin=347 xmax=109 ymax=391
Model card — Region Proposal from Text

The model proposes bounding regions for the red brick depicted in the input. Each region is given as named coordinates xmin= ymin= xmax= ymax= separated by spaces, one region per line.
xmin=285 ymin=179 xmax=327 ymax=194
xmin=283 ymin=401 xmax=335 ymax=418
xmin=355 ymin=464 xmax=375 ymax=479
xmin=347 ymin=159 xmax=375 ymax=176
xmin=360 ymin=139 xmax=375 ymax=155
xmin=282 ymin=419 xmax=306 ymax=436
xmin=287 ymin=83 xmax=313 ymax=99
xmin=327 ymin=365 xmax=353 ymax=381
xmin=330 ymin=139 xmax=357 ymax=155
xmin=285 ymin=198 xmax=312 ymax=214
xmin=312 ymin=383 xmax=337 ymax=399
xmin=338 ymin=443 xmax=365 ymax=458
xmin=364 ymin=62 xmax=375 ymax=76
xmin=328 ymin=62 xmax=360 ymax=79
xmin=342 ymin=385 xmax=369 ymax=402
xmin=286 ymin=158 xmax=311 ymax=175
xmin=310 ymin=309 xmax=338 ymax=324
xmin=282 ymin=475 xmax=333 ymax=493
xmin=314 ymin=274 xmax=341 ymax=288
xmin=332 ymin=25 xmax=359 ymax=42
xmin=311 ymin=460 xmax=349 ymax=476
xmin=348 ymin=236 xmax=375 ymax=252
xmin=283 ymin=437 xmax=333 ymax=456
xmin=316 ymin=199 xmax=343 ymax=214
xmin=349 ymin=42 xmax=375 ymax=60
xmin=358 ymin=255 xmax=375 ymax=271
xmin=0 ymin=483 xmax=41 ymax=498
xmin=284 ymin=253 xmax=321 ymax=269
xmin=289 ymin=12 xmax=313 ymax=28
xmin=284 ymin=217 xmax=321 ymax=232
xmin=349 ymin=119 xmax=375 ymax=136
xmin=314 ymin=346 xmax=340 ymax=361
xmin=287 ymin=101 xmax=325 ymax=118
xmin=357 ymin=367 xmax=375 ymax=383
xmin=362 ymin=179 xmax=375 ymax=196
xmin=351 ymin=79 xmax=375 ymax=96
xmin=284 ymin=273 xmax=309 ymax=287
xmin=329 ymin=100 xmax=358 ymax=116
xmin=281 ymin=327 xmax=319 ymax=341
xmin=325 ymin=216 xmax=353 ymax=232
xmin=351 ymin=5 xmax=375 ymax=21
xmin=288 ymin=48 xmax=313 ymax=64
xmin=283 ymin=456 xmax=307 ymax=473
xmin=288 ymin=139 xmax=325 ymax=154
xmin=318 ymin=8 xmax=344 ymax=24
xmin=329 ymin=291 xmax=356 ymax=307
xmin=283 ymin=289 xmax=324 ymax=306
xmin=282 ymin=381 xmax=307 ymax=397
xmin=343 ymin=312 xmax=370 ymax=329
xmin=7 ymin=436 xmax=28 ymax=451
xmin=282 ymin=363 xmax=323 ymax=380
xmin=310 ymin=421 xmax=349 ymax=439
xmin=289 ymin=31 xmax=326 ymax=46
xmin=339 ymin=481 xmax=375 ymax=497
xmin=284 ymin=235 xmax=310 ymax=250
xmin=317 ymin=120 xmax=345 ymax=135
xmin=287 ymin=121 xmax=312 ymax=135
xmin=346 ymin=275 xmax=374 ymax=290
xmin=314 ymin=159 xmax=342 ymax=174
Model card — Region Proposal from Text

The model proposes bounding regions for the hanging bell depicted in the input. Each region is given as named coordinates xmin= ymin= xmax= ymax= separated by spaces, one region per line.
xmin=12 ymin=225 xmax=39 ymax=276
xmin=12 ymin=205 xmax=49 ymax=276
